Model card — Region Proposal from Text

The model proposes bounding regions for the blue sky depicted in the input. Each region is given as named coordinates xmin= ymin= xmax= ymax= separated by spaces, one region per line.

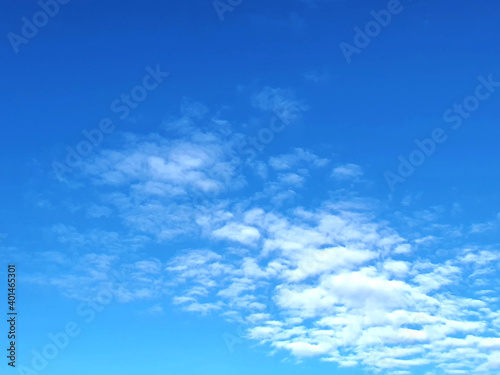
xmin=1 ymin=0 xmax=500 ymax=374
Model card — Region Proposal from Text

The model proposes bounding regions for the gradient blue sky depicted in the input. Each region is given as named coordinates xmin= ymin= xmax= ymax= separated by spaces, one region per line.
xmin=1 ymin=0 xmax=500 ymax=374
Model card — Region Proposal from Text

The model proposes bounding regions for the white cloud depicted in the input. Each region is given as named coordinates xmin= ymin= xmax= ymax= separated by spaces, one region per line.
xmin=269 ymin=148 xmax=329 ymax=171
xmin=39 ymin=101 xmax=500 ymax=374
xmin=331 ymin=163 xmax=363 ymax=180
xmin=164 ymin=205 xmax=499 ymax=373
xmin=383 ymin=260 xmax=410 ymax=277
xmin=212 ymin=223 xmax=261 ymax=245
xmin=251 ymin=86 xmax=307 ymax=121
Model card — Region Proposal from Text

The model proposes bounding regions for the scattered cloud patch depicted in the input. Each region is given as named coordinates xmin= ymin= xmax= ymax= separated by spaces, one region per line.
xmin=331 ymin=163 xmax=363 ymax=180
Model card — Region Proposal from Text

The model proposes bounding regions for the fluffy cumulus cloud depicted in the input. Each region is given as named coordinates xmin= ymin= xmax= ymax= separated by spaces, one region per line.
xmin=34 ymin=93 xmax=500 ymax=374
xmin=166 ymin=204 xmax=500 ymax=374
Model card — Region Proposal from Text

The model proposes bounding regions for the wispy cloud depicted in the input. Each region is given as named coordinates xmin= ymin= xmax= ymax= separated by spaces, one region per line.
xmin=331 ymin=163 xmax=363 ymax=180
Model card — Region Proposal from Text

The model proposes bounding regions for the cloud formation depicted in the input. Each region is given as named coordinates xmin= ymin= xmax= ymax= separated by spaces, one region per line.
xmin=32 ymin=93 xmax=500 ymax=374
